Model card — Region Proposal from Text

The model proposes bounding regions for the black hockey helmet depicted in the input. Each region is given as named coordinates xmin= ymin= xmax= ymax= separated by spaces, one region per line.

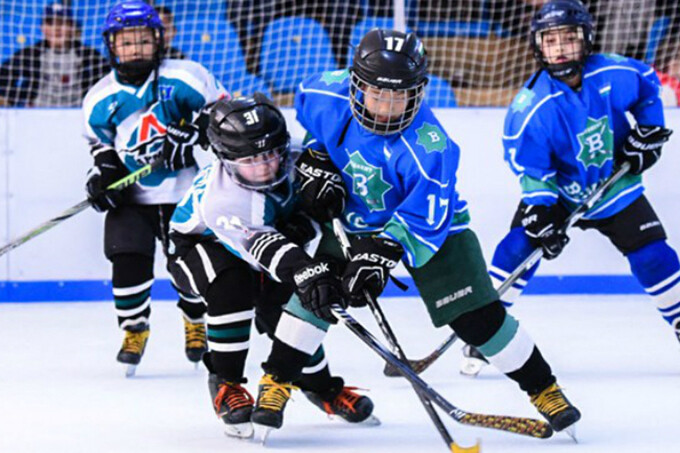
xmin=207 ymin=92 xmax=291 ymax=190
xmin=350 ymin=28 xmax=428 ymax=135
xmin=531 ymin=0 xmax=594 ymax=80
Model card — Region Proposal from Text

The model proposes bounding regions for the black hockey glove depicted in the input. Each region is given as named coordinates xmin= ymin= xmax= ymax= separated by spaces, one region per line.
xmin=293 ymin=258 xmax=346 ymax=323
xmin=295 ymin=148 xmax=347 ymax=223
xmin=341 ymin=236 xmax=403 ymax=306
xmin=276 ymin=213 xmax=318 ymax=247
xmin=521 ymin=204 xmax=569 ymax=260
xmin=618 ymin=124 xmax=673 ymax=175
xmin=85 ymin=144 xmax=130 ymax=212
xmin=162 ymin=122 xmax=200 ymax=171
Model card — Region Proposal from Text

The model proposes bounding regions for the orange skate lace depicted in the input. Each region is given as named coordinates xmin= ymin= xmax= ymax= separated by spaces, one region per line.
xmin=214 ymin=383 xmax=254 ymax=413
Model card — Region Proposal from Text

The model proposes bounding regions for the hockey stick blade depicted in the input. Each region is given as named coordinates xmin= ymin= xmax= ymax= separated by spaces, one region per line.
xmin=383 ymin=332 xmax=459 ymax=377
xmin=332 ymin=305 xmax=553 ymax=439
xmin=0 ymin=159 xmax=163 ymax=258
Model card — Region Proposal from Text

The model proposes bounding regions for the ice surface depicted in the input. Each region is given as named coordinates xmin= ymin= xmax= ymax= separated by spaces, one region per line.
xmin=1 ymin=295 xmax=678 ymax=453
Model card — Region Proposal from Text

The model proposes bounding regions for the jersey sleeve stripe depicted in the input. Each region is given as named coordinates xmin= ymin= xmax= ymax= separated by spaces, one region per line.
xmin=399 ymin=136 xmax=449 ymax=189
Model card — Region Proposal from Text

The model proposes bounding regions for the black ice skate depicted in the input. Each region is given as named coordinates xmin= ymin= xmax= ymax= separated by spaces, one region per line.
xmin=460 ymin=344 xmax=489 ymax=377
xmin=117 ymin=324 xmax=150 ymax=377
xmin=302 ymin=378 xmax=380 ymax=425
xmin=208 ymin=374 xmax=255 ymax=439
xmin=183 ymin=318 xmax=207 ymax=365
xmin=251 ymin=374 xmax=297 ymax=444
xmin=530 ymin=383 xmax=581 ymax=439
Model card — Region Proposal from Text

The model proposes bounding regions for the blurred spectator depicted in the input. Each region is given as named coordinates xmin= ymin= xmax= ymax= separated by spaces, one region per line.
xmin=591 ymin=0 xmax=656 ymax=60
xmin=226 ymin=0 xmax=362 ymax=70
xmin=656 ymin=47 xmax=680 ymax=106
xmin=0 ymin=2 xmax=108 ymax=107
xmin=154 ymin=5 xmax=186 ymax=59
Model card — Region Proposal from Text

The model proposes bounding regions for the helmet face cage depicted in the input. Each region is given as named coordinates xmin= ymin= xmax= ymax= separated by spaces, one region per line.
xmin=530 ymin=1 xmax=593 ymax=81
xmin=533 ymin=25 xmax=589 ymax=80
xmin=103 ymin=1 xmax=165 ymax=84
xmin=349 ymin=72 xmax=425 ymax=135
xmin=214 ymin=142 xmax=292 ymax=191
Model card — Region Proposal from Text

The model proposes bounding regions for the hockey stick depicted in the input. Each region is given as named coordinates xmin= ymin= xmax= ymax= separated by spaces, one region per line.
xmin=385 ymin=162 xmax=632 ymax=377
xmin=332 ymin=219 xmax=478 ymax=452
xmin=331 ymin=304 xmax=554 ymax=440
xmin=0 ymin=159 xmax=164 ymax=258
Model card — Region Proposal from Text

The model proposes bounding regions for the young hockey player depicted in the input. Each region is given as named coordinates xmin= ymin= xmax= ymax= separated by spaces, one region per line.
xmin=462 ymin=0 xmax=676 ymax=376
xmin=249 ymin=28 xmax=581 ymax=437
xmin=82 ymin=1 xmax=226 ymax=375
xmin=167 ymin=94 xmax=377 ymax=438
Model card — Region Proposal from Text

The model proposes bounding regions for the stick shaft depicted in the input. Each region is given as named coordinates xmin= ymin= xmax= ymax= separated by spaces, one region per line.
xmin=0 ymin=160 xmax=162 ymax=258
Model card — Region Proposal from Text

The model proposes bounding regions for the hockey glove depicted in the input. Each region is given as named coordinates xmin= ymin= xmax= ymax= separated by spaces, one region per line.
xmin=85 ymin=144 xmax=129 ymax=212
xmin=293 ymin=258 xmax=346 ymax=323
xmin=521 ymin=204 xmax=569 ymax=260
xmin=618 ymin=124 xmax=673 ymax=175
xmin=295 ymin=148 xmax=347 ymax=223
xmin=341 ymin=236 xmax=403 ymax=306
xmin=276 ymin=213 xmax=319 ymax=247
xmin=162 ymin=122 xmax=200 ymax=171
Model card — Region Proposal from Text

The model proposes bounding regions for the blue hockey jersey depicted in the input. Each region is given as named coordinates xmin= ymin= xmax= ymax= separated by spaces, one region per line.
xmin=503 ymin=53 xmax=665 ymax=220
xmin=295 ymin=69 xmax=469 ymax=268
xmin=83 ymin=59 xmax=228 ymax=205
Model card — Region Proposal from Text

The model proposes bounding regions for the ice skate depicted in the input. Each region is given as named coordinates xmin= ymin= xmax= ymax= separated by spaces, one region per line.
xmin=530 ymin=383 xmax=581 ymax=437
xmin=116 ymin=324 xmax=150 ymax=377
xmin=183 ymin=318 xmax=207 ymax=366
xmin=251 ymin=374 xmax=297 ymax=442
xmin=302 ymin=378 xmax=380 ymax=426
xmin=460 ymin=344 xmax=489 ymax=377
xmin=208 ymin=374 xmax=254 ymax=439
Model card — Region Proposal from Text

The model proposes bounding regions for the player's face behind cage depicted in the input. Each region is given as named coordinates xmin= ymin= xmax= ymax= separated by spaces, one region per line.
xmin=222 ymin=146 xmax=291 ymax=190
xmin=536 ymin=26 xmax=584 ymax=67
xmin=349 ymin=71 xmax=425 ymax=136
xmin=112 ymin=27 xmax=158 ymax=65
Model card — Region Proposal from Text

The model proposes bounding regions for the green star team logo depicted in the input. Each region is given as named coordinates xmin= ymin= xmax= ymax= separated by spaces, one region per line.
xmin=342 ymin=151 xmax=392 ymax=212
xmin=320 ymin=69 xmax=349 ymax=85
xmin=511 ymin=88 xmax=535 ymax=113
xmin=604 ymin=53 xmax=627 ymax=63
xmin=576 ymin=116 xmax=614 ymax=169
xmin=415 ymin=122 xmax=447 ymax=153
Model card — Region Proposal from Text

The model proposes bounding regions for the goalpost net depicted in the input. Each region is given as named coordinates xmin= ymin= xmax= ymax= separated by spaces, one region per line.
xmin=1 ymin=0 xmax=679 ymax=108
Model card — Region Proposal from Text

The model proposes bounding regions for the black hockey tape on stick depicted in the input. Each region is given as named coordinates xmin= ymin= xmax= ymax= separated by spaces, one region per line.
xmin=0 ymin=158 xmax=165 ymax=258
xmin=331 ymin=304 xmax=553 ymax=440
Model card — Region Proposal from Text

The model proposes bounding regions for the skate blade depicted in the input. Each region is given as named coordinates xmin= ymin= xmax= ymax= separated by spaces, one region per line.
xmin=563 ymin=424 xmax=578 ymax=443
xmin=223 ymin=422 xmax=254 ymax=439
xmin=460 ymin=358 xmax=486 ymax=377
xmin=329 ymin=413 xmax=381 ymax=426
xmin=194 ymin=362 xmax=199 ymax=371
xmin=256 ymin=426 xmax=275 ymax=446
xmin=359 ymin=414 xmax=381 ymax=426
xmin=125 ymin=364 xmax=137 ymax=378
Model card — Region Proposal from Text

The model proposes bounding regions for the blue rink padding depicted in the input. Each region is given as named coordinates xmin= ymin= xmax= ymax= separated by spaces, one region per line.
xmin=0 ymin=275 xmax=646 ymax=303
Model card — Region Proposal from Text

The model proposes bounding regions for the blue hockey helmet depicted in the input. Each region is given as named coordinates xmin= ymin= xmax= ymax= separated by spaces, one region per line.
xmin=530 ymin=0 xmax=594 ymax=80
xmin=103 ymin=1 xmax=164 ymax=84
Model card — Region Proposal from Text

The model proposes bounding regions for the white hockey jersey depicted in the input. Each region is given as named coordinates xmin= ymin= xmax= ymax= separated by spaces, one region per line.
xmin=82 ymin=59 xmax=228 ymax=205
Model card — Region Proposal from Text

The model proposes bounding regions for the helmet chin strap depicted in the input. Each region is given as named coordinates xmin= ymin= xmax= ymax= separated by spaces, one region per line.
xmin=116 ymin=59 xmax=155 ymax=85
